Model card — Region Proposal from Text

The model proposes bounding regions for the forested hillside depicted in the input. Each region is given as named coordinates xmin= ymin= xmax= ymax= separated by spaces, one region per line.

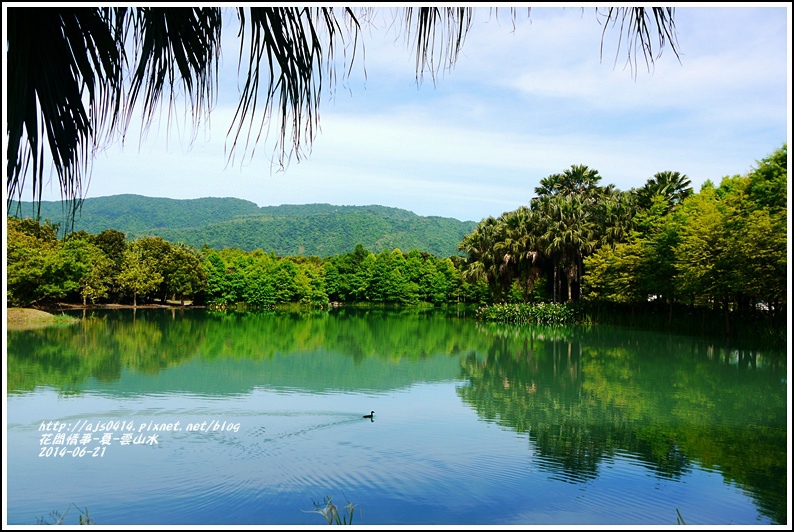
xmin=8 ymin=195 xmax=477 ymax=257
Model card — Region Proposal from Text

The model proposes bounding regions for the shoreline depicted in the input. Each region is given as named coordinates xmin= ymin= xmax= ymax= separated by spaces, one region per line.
xmin=6 ymin=303 xmax=204 ymax=330
xmin=42 ymin=302 xmax=205 ymax=310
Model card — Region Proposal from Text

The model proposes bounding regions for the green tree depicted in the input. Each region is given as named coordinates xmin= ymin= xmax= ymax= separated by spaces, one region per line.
xmin=274 ymin=259 xmax=299 ymax=303
xmin=582 ymin=239 xmax=644 ymax=305
xmin=458 ymin=216 xmax=509 ymax=303
xmin=633 ymin=196 xmax=681 ymax=316
xmin=404 ymin=249 xmax=425 ymax=290
xmin=31 ymin=229 xmax=92 ymax=303
xmin=437 ymin=258 xmax=462 ymax=304
xmin=535 ymin=194 xmax=595 ymax=302
xmin=295 ymin=261 xmax=330 ymax=307
xmin=66 ymin=238 xmax=116 ymax=305
xmin=387 ymin=249 xmax=418 ymax=304
xmin=350 ymin=252 xmax=376 ymax=302
xmin=166 ymin=245 xmax=207 ymax=304
xmin=369 ymin=250 xmax=396 ymax=303
xmin=6 ymin=218 xmax=59 ymax=306
xmin=534 ymin=164 xmax=604 ymax=199
xmin=223 ymin=249 xmax=256 ymax=304
xmin=323 ymin=260 xmax=343 ymax=303
xmin=7 ymin=218 xmax=117 ymax=306
xmin=594 ymin=188 xmax=636 ymax=248
xmin=132 ymin=236 xmax=175 ymax=301
xmin=117 ymin=241 xmax=164 ymax=306
xmin=241 ymin=251 xmax=278 ymax=308
xmin=418 ymin=258 xmax=440 ymax=303
xmin=203 ymin=251 xmax=232 ymax=305
xmin=531 ymin=165 xmax=607 ymax=302
xmin=9 ymin=216 xmax=60 ymax=242
xmin=428 ymin=264 xmax=453 ymax=305
xmin=672 ymin=183 xmax=734 ymax=316
xmin=728 ymin=208 xmax=787 ymax=311
xmin=716 ymin=146 xmax=787 ymax=318
xmin=93 ymin=229 xmax=128 ymax=264
xmin=582 ymin=194 xmax=678 ymax=311
xmin=498 ymin=206 xmax=543 ymax=303
xmin=581 ymin=144 xmax=786 ymax=333
xmin=741 ymin=143 xmax=787 ymax=212
xmin=324 ymin=243 xmax=371 ymax=302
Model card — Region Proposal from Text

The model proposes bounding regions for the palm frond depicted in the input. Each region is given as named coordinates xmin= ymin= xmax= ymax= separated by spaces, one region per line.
xmin=6 ymin=8 xmax=123 ymax=223
xmin=226 ymin=7 xmax=361 ymax=170
xmin=401 ymin=7 xmax=473 ymax=83
xmin=597 ymin=7 xmax=680 ymax=76
xmin=124 ymin=8 xmax=222 ymax=143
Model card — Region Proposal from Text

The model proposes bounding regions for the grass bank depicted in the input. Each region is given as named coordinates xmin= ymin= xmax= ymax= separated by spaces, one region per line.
xmin=6 ymin=308 xmax=80 ymax=331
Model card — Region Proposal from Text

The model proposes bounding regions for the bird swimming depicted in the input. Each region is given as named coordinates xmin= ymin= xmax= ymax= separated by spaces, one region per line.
xmin=363 ymin=411 xmax=374 ymax=418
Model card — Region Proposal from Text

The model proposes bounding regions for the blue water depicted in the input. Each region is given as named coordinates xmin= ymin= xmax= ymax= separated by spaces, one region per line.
xmin=5 ymin=309 xmax=787 ymax=526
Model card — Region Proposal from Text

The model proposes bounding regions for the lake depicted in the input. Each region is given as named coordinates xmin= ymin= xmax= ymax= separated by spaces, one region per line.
xmin=5 ymin=307 xmax=788 ymax=525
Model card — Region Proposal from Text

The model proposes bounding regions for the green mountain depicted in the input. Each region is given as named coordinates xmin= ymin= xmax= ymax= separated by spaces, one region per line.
xmin=9 ymin=195 xmax=478 ymax=258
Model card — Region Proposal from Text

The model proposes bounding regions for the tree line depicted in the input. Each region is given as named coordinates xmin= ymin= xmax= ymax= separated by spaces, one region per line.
xmin=458 ymin=144 xmax=787 ymax=327
xmin=7 ymin=144 xmax=786 ymax=330
xmin=5 ymin=220 xmax=489 ymax=308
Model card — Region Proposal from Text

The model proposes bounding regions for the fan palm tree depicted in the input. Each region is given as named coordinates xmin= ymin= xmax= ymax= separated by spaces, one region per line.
xmin=458 ymin=216 xmax=511 ymax=303
xmin=534 ymin=194 xmax=596 ymax=302
xmin=596 ymin=188 xmax=637 ymax=248
xmin=497 ymin=206 xmax=543 ymax=302
xmin=634 ymin=170 xmax=693 ymax=212
xmin=531 ymin=164 xmax=610 ymax=301
xmin=533 ymin=164 xmax=603 ymax=200
xmin=6 ymin=7 xmax=679 ymax=216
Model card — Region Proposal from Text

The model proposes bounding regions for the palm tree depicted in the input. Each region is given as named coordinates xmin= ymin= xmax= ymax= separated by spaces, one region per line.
xmin=458 ymin=216 xmax=510 ymax=303
xmin=634 ymin=170 xmax=693 ymax=213
xmin=534 ymin=194 xmax=596 ymax=302
xmin=533 ymin=164 xmax=603 ymax=200
xmin=6 ymin=7 xmax=679 ymax=215
xmin=595 ymin=188 xmax=637 ymax=248
xmin=497 ymin=206 xmax=543 ymax=302
xmin=531 ymin=164 xmax=609 ymax=301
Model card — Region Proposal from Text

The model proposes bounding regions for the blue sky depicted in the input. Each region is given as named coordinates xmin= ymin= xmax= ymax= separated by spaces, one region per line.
xmin=7 ymin=5 xmax=791 ymax=222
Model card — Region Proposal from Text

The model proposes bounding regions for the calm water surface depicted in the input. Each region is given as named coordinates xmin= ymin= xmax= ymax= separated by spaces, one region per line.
xmin=5 ymin=307 xmax=788 ymax=525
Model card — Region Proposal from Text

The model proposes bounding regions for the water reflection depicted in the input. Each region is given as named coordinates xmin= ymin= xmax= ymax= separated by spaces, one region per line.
xmin=6 ymin=308 xmax=788 ymax=524
xmin=457 ymin=321 xmax=787 ymax=524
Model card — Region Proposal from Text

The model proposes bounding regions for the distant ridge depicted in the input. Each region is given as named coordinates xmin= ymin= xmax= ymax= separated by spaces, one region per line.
xmin=9 ymin=195 xmax=477 ymax=258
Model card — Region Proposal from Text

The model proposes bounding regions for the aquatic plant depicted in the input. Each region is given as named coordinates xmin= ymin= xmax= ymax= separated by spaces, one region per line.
xmin=36 ymin=503 xmax=93 ymax=525
xmin=476 ymin=302 xmax=578 ymax=325
xmin=305 ymin=495 xmax=358 ymax=525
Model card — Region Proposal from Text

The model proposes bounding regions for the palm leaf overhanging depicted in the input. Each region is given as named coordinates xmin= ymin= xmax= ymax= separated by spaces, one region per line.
xmin=6 ymin=7 xmax=679 ymax=217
